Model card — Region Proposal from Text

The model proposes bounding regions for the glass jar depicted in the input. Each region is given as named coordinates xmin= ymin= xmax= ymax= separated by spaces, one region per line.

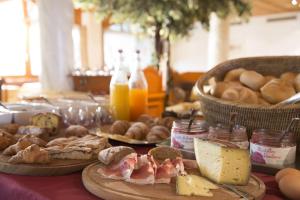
xmin=171 ymin=120 xmax=208 ymax=150
xmin=250 ymin=129 xmax=297 ymax=167
xmin=208 ymin=124 xmax=249 ymax=149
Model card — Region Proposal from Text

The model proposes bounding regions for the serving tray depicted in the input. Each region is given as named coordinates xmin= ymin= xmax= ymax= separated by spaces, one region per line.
xmin=0 ymin=153 xmax=97 ymax=176
xmin=82 ymin=162 xmax=266 ymax=200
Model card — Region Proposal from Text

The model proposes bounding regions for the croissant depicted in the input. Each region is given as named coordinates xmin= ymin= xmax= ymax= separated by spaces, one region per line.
xmin=3 ymin=135 xmax=47 ymax=156
xmin=0 ymin=130 xmax=16 ymax=150
xmin=146 ymin=126 xmax=170 ymax=142
xmin=8 ymin=144 xmax=50 ymax=164
xmin=125 ymin=122 xmax=149 ymax=140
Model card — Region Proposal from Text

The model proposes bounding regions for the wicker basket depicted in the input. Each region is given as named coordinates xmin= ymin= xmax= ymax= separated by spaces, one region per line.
xmin=196 ymin=56 xmax=300 ymax=141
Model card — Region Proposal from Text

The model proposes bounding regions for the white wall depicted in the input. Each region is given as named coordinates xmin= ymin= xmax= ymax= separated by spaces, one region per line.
xmin=171 ymin=12 xmax=300 ymax=72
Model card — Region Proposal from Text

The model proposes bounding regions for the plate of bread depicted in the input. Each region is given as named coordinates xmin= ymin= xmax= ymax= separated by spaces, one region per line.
xmin=97 ymin=114 xmax=176 ymax=145
xmin=82 ymin=142 xmax=265 ymax=200
xmin=0 ymin=112 xmax=111 ymax=176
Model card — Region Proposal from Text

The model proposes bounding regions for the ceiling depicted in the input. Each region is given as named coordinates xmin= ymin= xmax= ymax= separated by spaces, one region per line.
xmin=252 ymin=0 xmax=300 ymax=16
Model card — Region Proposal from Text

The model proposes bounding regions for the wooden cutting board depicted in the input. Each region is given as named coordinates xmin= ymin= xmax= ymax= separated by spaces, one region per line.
xmin=82 ymin=162 xmax=266 ymax=200
xmin=0 ymin=153 xmax=97 ymax=176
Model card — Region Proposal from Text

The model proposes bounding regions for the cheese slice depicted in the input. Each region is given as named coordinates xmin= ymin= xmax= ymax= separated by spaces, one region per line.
xmin=194 ymin=138 xmax=251 ymax=185
xmin=176 ymin=174 xmax=218 ymax=197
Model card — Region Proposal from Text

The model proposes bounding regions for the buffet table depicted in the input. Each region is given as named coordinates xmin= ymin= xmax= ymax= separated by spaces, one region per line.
xmin=0 ymin=145 xmax=287 ymax=200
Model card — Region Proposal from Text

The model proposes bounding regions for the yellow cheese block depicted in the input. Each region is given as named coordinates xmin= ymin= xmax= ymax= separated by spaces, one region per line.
xmin=194 ymin=138 xmax=251 ymax=185
xmin=176 ymin=174 xmax=218 ymax=197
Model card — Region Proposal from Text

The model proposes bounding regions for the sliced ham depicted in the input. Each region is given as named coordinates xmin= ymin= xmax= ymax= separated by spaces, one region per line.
xmin=171 ymin=157 xmax=186 ymax=175
xmin=97 ymin=153 xmax=137 ymax=180
xmin=127 ymin=155 xmax=155 ymax=185
xmin=155 ymin=159 xmax=178 ymax=184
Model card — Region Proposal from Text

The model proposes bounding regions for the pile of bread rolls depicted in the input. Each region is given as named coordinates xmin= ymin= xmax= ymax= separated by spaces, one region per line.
xmin=275 ymin=168 xmax=300 ymax=200
xmin=207 ymin=68 xmax=300 ymax=105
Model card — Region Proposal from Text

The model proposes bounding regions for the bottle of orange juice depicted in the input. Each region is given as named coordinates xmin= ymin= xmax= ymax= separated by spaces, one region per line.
xmin=110 ymin=49 xmax=130 ymax=120
xmin=129 ymin=50 xmax=148 ymax=121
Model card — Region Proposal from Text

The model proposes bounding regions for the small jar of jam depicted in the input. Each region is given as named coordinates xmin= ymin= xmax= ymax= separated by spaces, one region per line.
xmin=250 ymin=129 xmax=297 ymax=167
xmin=208 ymin=124 xmax=249 ymax=149
xmin=171 ymin=120 xmax=208 ymax=150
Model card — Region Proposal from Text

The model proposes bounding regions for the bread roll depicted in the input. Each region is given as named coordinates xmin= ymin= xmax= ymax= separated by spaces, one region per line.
xmin=210 ymin=81 xmax=242 ymax=98
xmin=221 ymin=86 xmax=258 ymax=104
xmin=240 ymin=71 xmax=266 ymax=91
xmin=125 ymin=122 xmax=149 ymax=140
xmin=0 ymin=124 xmax=20 ymax=135
xmin=224 ymin=68 xmax=246 ymax=82
xmin=294 ymin=73 xmax=300 ymax=92
xmin=260 ymin=79 xmax=296 ymax=104
xmin=280 ymin=72 xmax=297 ymax=86
xmin=65 ymin=125 xmax=89 ymax=137
xmin=109 ymin=120 xmax=131 ymax=135
xmin=146 ymin=125 xmax=170 ymax=142
xmin=98 ymin=146 xmax=135 ymax=165
xmin=148 ymin=146 xmax=182 ymax=162
xmin=265 ymin=75 xmax=277 ymax=83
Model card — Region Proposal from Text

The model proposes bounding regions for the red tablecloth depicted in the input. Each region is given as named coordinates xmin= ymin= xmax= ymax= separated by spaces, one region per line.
xmin=0 ymin=146 xmax=287 ymax=200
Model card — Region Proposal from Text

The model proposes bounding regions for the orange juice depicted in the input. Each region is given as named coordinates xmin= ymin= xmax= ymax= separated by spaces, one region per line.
xmin=129 ymin=88 xmax=148 ymax=121
xmin=110 ymin=83 xmax=130 ymax=120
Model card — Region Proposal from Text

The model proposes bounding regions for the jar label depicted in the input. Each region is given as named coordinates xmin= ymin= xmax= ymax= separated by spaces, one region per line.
xmin=250 ymin=142 xmax=296 ymax=166
xmin=171 ymin=131 xmax=207 ymax=150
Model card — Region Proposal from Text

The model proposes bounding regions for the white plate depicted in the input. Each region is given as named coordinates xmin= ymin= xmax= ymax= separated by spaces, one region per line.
xmin=0 ymin=113 xmax=13 ymax=124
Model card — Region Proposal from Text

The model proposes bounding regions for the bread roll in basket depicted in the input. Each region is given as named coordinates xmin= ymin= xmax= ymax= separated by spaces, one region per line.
xmin=196 ymin=56 xmax=300 ymax=142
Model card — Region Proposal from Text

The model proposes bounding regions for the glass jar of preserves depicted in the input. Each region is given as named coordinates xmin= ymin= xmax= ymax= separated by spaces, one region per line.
xmin=208 ymin=124 xmax=249 ymax=149
xmin=171 ymin=120 xmax=208 ymax=150
xmin=250 ymin=129 xmax=297 ymax=167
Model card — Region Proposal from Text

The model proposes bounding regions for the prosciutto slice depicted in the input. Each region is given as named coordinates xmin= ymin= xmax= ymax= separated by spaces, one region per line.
xmin=97 ymin=153 xmax=186 ymax=185
xmin=97 ymin=153 xmax=138 ymax=180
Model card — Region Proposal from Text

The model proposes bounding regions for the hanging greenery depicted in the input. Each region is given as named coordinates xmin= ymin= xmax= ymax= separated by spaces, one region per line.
xmin=75 ymin=0 xmax=251 ymax=63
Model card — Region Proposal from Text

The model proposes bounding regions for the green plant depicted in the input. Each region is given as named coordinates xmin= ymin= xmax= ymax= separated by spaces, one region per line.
xmin=75 ymin=0 xmax=251 ymax=64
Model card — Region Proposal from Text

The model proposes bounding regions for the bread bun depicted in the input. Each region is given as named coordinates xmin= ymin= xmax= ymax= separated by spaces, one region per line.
xmin=240 ymin=71 xmax=266 ymax=91
xmin=110 ymin=120 xmax=131 ymax=135
xmin=125 ymin=122 xmax=149 ymax=140
xmin=280 ymin=72 xmax=297 ymax=86
xmin=294 ymin=73 xmax=300 ymax=92
xmin=65 ymin=125 xmax=89 ymax=137
xmin=260 ymin=79 xmax=296 ymax=104
xmin=146 ymin=125 xmax=170 ymax=142
xmin=148 ymin=146 xmax=182 ymax=162
xmin=276 ymin=168 xmax=300 ymax=183
xmin=224 ymin=68 xmax=246 ymax=82
xmin=265 ymin=75 xmax=277 ymax=83
xmin=279 ymin=174 xmax=300 ymax=200
xmin=221 ymin=86 xmax=258 ymax=104
xmin=0 ymin=123 xmax=20 ymax=135
xmin=210 ymin=81 xmax=242 ymax=98
xmin=98 ymin=146 xmax=135 ymax=165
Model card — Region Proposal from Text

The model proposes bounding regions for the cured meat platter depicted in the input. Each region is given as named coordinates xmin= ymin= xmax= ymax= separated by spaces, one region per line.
xmin=82 ymin=162 xmax=266 ymax=200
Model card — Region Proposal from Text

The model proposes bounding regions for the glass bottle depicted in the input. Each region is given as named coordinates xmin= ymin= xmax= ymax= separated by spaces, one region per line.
xmin=128 ymin=50 xmax=148 ymax=121
xmin=109 ymin=49 xmax=130 ymax=120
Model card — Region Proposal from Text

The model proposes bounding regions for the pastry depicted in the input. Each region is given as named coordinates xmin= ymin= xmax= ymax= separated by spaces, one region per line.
xmin=17 ymin=125 xmax=49 ymax=141
xmin=265 ymin=75 xmax=277 ymax=83
xmin=260 ymin=79 xmax=296 ymax=104
xmin=98 ymin=146 xmax=135 ymax=165
xmin=3 ymin=135 xmax=47 ymax=156
xmin=0 ymin=123 xmax=20 ymax=135
xmin=125 ymin=122 xmax=149 ymax=140
xmin=224 ymin=68 xmax=246 ymax=82
xmin=109 ymin=120 xmax=131 ymax=135
xmin=148 ymin=146 xmax=182 ymax=162
xmin=146 ymin=126 xmax=170 ymax=142
xmin=294 ymin=73 xmax=300 ymax=92
xmin=280 ymin=72 xmax=297 ymax=86
xmin=9 ymin=144 xmax=50 ymax=164
xmin=0 ymin=130 xmax=16 ymax=150
xmin=65 ymin=125 xmax=89 ymax=137
xmin=239 ymin=70 xmax=266 ymax=91
xmin=46 ymin=136 xmax=78 ymax=147
xmin=154 ymin=117 xmax=176 ymax=130
xmin=137 ymin=114 xmax=155 ymax=127
xmin=31 ymin=112 xmax=62 ymax=136
xmin=46 ymin=145 xmax=93 ymax=160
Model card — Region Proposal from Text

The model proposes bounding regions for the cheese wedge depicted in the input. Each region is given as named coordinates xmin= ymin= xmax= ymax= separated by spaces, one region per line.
xmin=194 ymin=138 xmax=251 ymax=185
xmin=176 ymin=174 xmax=218 ymax=197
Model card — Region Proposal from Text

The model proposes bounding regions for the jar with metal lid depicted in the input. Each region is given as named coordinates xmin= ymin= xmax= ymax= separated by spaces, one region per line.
xmin=208 ymin=124 xmax=249 ymax=149
xmin=250 ymin=129 xmax=297 ymax=167
xmin=171 ymin=120 xmax=208 ymax=150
